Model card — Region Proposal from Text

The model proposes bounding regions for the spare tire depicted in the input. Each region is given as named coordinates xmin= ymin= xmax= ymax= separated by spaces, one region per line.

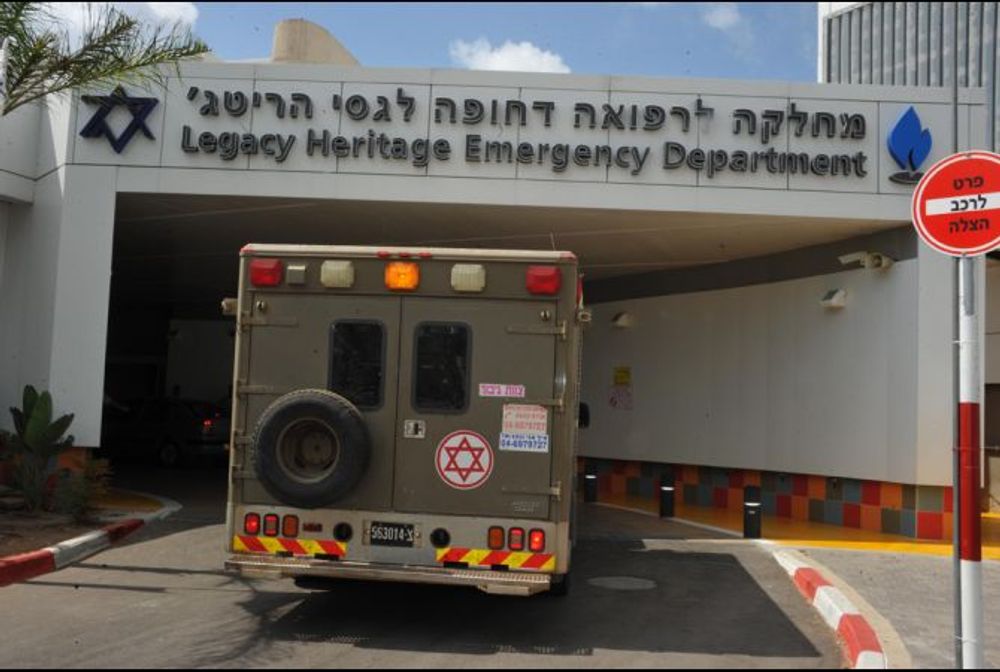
xmin=252 ymin=389 xmax=371 ymax=508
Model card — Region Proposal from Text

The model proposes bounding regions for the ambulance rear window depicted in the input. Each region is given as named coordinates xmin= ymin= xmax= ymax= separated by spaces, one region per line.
xmin=329 ymin=321 xmax=384 ymax=409
xmin=413 ymin=323 xmax=469 ymax=413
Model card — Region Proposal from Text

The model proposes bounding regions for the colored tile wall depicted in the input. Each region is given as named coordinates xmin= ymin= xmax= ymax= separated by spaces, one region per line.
xmin=579 ymin=457 xmax=952 ymax=541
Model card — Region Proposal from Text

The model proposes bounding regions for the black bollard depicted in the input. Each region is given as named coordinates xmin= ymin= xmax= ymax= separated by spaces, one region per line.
xmin=659 ymin=468 xmax=675 ymax=518
xmin=743 ymin=485 xmax=762 ymax=539
xmin=583 ymin=462 xmax=598 ymax=503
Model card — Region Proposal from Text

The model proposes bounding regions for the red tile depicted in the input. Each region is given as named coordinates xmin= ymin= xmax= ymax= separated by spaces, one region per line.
xmin=861 ymin=481 xmax=881 ymax=506
xmin=611 ymin=474 xmax=626 ymax=495
xmin=943 ymin=487 xmax=953 ymax=513
xmin=776 ymin=494 xmax=791 ymax=518
xmin=843 ymin=502 xmax=861 ymax=528
xmin=612 ymin=461 xmax=626 ymax=475
xmin=918 ymin=512 xmax=944 ymax=540
xmin=792 ymin=475 xmax=808 ymax=497
xmin=713 ymin=487 xmax=728 ymax=508
xmin=728 ymin=470 xmax=745 ymax=489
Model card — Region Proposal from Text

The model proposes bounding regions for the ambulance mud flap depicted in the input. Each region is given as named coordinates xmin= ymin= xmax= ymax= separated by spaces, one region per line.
xmin=252 ymin=389 xmax=371 ymax=508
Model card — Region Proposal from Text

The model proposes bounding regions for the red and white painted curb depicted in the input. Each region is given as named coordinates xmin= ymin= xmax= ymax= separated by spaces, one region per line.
xmin=0 ymin=492 xmax=181 ymax=588
xmin=774 ymin=549 xmax=886 ymax=669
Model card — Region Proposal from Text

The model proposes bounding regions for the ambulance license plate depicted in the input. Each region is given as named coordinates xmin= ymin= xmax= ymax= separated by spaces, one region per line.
xmin=369 ymin=521 xmax=415 ymax=547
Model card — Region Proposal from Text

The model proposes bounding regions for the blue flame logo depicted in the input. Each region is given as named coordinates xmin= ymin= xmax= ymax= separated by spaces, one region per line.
xmin=887 ymin=106 xmax=932 ymax=184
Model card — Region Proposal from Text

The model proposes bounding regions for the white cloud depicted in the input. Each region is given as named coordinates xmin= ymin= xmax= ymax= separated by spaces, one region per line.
xmin=44 ymin=2 xmax=198 ymax=48
xmin=700 ymin=2 xmax=756 ymax=58
xmin=702 ymin=2 xmax=741 ymax=31
xmin=449 ymin=38 xmax=570 ymax=74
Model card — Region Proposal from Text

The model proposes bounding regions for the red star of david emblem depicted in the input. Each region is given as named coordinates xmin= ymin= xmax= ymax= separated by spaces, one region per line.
xmin=442 ymin=437 xmax=486 ymax=483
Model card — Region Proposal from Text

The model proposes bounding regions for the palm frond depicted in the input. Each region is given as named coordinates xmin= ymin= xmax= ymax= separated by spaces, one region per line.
xmin=0 ymin=2 xmax=208 ymax=115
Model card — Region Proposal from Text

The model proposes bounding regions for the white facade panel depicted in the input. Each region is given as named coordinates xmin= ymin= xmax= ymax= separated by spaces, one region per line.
xmin=580 ymin=259 xmax=928 ymax=484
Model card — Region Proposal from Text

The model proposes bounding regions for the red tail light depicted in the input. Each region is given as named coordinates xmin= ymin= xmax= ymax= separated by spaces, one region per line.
xmin=282 ymin=515 xmax=299 ymax=538
xmin=249 ymin=258 xmax=283 ymax=287
xmin=202 ymin=419 xmax=213 ymax=428
xmin=244 ymin=513 xmax=260 ymax=535
xmin=263 ymin=513 xmax=279 ymax=537
xmin=526 ymin=266 xmax=561 ymax=295
xmin=508 ymin=527 xmax=525 ymax=551
xmin=487 ymin=526 xmax=505 ymax=550
xmin=529 ymin=529 xmax=546 ymax=552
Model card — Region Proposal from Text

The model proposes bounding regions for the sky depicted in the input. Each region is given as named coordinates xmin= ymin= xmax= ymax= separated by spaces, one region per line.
xmin=50 ymin=2 xmax=821 ymax=82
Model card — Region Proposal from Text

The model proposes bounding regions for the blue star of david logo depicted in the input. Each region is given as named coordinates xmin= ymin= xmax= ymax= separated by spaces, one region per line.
xmin=79 ymin=85 xmax=158 ymax=154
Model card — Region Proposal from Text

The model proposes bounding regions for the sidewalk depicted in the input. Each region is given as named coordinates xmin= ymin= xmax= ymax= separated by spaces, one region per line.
xmin=656 ymin=501 xmax=998 ymax=668
xmin=0 ymin=487 xmax=180 ymax=587
xmin=670 ymin=501 xmax=1000 ymax=560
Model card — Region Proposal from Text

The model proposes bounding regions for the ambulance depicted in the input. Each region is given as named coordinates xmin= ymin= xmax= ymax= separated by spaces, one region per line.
xmin=222 ymin=244 xmax=588 ymax=596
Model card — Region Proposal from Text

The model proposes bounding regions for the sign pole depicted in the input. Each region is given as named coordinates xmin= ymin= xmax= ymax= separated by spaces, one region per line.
xmin=957 ymin=253 xmax=984 ymax=669
xmin=949 ymin=8 xmax=963 ymax=666
xmin=911 ymin=149 xmax=1000 ymax=669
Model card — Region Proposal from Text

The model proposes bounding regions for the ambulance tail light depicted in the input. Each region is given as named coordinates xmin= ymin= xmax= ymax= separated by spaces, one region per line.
xmin=451 ymin=264 xmax=486 ymax=292
xmin=529 ymin=529 xmax=546 ymax=552
xmin=487 ymin=526 xmax=505 ymax=550
xmin=385 ymin=262 xmax=420 ymax=291
xmin=508 ymin=527 xmax=525 ymax=551
xmin=525 ymin=266 xmax=561 ymax=295
xmin=263 ymin=513 xmax=280 ymax=537
xmin=249 ymin=258 xmax=284 ymax=287
xmin=282 ymin=515 xmax=299 ymax=538
xmin=243 ymin=513 xmax=260 ymax=535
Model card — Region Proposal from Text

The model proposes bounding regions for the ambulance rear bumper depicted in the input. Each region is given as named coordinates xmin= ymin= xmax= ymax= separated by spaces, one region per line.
xmin=225 ymin=554 xmax=552 ymax=596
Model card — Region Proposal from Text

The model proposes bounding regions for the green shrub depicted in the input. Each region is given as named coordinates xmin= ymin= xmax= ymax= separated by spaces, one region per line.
xmin=52 ymin=458 xmax=112 ymax=523
xmin=7 ymin=385 xmax=75 ymax=512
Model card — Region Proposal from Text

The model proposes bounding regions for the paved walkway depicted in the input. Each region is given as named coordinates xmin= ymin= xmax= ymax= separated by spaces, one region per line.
xmin=648 ymin=501 xmax=1000 ymax=668
xmin=799 ymin=547 xmax=999 ymax=668
xmin=668 ymin=501 xmax=1000 ymax=560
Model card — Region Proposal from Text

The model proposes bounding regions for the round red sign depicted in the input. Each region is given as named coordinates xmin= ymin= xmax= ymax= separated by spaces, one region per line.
xmin=434 ymin=430 xmax=494 ymax=490
xmin=911 ymin=151 xmax=1000 ymax=256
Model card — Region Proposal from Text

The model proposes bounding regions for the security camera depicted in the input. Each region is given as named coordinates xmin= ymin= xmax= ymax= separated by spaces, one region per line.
xmin=611 ymin=311 xmax=635 ymax=329
xmin=838 ymin=251 xmax=895 ymax=270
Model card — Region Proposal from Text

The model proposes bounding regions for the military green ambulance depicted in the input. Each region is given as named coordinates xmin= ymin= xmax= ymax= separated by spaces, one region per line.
xmin=223 ymin=244 xmax=588 ymax=596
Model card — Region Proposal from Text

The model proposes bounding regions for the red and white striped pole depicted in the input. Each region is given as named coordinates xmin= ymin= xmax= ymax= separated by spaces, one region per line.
xmin=957 ymin=253 xmax=983 ymax=669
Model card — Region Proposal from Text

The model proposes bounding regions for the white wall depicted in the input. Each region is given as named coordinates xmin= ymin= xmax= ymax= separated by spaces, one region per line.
xmin=985 ymin=263 xmax=1000 ymax=384
xmin=0 ymin=166 xmax=115 ymax=445
xmin=165 ymin=319 xmax=235 ymax=404
xmin=0 ymin=100 xmax=40 ymax=202
xmin=579 ymin=258 xmax=949 ymax=485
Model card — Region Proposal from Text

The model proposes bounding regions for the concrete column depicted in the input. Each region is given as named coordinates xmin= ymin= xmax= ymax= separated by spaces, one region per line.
xmin=0 ymin=165 xmax=115 ymax=446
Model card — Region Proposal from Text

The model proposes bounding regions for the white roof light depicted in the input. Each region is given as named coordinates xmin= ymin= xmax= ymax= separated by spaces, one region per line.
xmin=450 ymin=263 xmax=486 ymax=292
xmin=320 ymin=260 xmax=355 ymax=288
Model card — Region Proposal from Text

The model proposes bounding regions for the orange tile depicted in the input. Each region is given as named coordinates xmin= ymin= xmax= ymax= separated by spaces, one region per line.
xmin=610 ymin=474 xmax=626 ymax=495
xmin=792 ymin=496 xmax=809 ymax=521
xmin=882 ymin=483 xmax=903 ymax=509
xmin=624 ymin=461 xmax=642 ymax=477
xmin=943 ymin=512 xmax=953 ymax=541
xmin=807 ymin=475 xmax=826 ymax=500
xmin=861 ymin=505 xmax=882 ymax=532
xmin=743 ymin=470 xmax=761 ymax=487
xmin=728 ymin=488 xmax=744 ymax=511
xmin=683 ymin=465 xmax=699 ymax=483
